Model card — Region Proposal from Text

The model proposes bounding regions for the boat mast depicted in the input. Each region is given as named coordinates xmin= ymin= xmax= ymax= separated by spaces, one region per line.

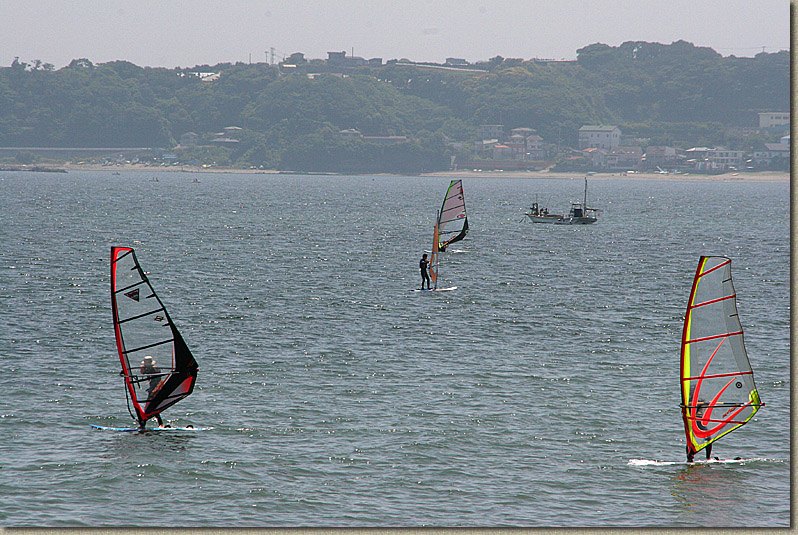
xmin=584 ymin=177 xmax=588 ymax=208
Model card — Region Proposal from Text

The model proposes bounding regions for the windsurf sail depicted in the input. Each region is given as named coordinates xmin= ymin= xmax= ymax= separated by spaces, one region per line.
xmin=680 ymin=256 xmax=763 ymax=459
xmin=436 ymin=179 xmax=468 ymax=251
xmin=111 ymin=246 xmax=198 ymax=427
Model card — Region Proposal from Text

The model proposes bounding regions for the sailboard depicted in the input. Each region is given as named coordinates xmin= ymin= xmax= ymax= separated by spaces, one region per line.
xmin=679 ymin=256 xmax=763 ymax=462
xmin=109 ymin=246 xmax=199 ymax=429
xmin=428 ymin=180 xmax=468 ymax=291
xmin=90 ymin=424 xmax=208 ymax=432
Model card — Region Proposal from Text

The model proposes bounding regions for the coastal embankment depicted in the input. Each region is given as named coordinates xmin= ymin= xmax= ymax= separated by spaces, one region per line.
xmin=5 ymin=162 xmax=790 ymax=182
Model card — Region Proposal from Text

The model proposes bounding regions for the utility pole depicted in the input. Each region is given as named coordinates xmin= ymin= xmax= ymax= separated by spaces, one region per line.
xmin=270 ymin=47 xmax=275 ymax=65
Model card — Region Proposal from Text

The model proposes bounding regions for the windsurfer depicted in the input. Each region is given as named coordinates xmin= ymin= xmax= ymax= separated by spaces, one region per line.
xmin=686 ymin=400 xmax=714 ymax=462
xmin=419 ymin=253 xmax=431 ymax=289
xmin=140 ymin=356 xmax=161 ymax=395
xmin=139 ymin=356 xmax=165 ymax=427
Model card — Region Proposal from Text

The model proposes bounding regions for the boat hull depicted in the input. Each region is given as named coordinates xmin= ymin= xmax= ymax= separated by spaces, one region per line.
xmin=526 ymin=214 xmax=564 ymax=224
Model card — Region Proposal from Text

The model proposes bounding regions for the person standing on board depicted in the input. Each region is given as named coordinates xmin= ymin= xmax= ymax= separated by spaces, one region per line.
xmin=140 ymin=356 xmax=165 ymax=427
xmin=686 ymin=400 xmax=713 ymax=462
xmin=419 ymin=253 xmax=431 ymax=290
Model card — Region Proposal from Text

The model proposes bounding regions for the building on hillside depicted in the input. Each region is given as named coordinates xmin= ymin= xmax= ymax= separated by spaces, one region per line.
xmin=752 ymin=136 xmax=790 ymax=167
xmin=758 ymin=111 xmax=790 ymax=129
xmin=362 ymin=135 xmax=408 ymax=144
xmin=582 ymin=147 xmax=607 ymax=169
xmin=606 ymin=146 xmax=643 ymax=170
xmin=327 ymin=51 xmax=380 ymax=67
xmin=510 ymin=127 xmax=536 ymax=137
xmin=179 ymin=132 xmax=199 ymax=146
xmin=474 ymin=139 xmax=499 ymax=157
xmin=524 ymin=134 xmax=546 ymax=160
xmin=708 ymin=148 xmax=744 ymax=169
xmin=492 ymin=144 xmax=515 ymax=160
xmin=445 ymin=58 xmax=468 ymax=66
xmin=641 ymin=146 xmax=678 ymax=169
xmin=578 ymin=125 xmax=621 ymax=150
xmin=338 ymin=128 xmax=362 ymax=138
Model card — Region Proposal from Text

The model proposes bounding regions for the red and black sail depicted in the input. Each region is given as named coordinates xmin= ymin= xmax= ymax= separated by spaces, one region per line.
xmin=111 ymin=247 xmax=198 ymax=426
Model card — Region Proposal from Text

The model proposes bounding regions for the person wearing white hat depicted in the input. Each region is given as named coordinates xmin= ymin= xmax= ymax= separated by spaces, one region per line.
xmin=139 ymin=356 xmax=164 ymax=427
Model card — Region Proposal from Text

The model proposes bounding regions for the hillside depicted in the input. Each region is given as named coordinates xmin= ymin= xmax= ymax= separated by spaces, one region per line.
xmin=0 ymin=41 xmax=788 ymax=173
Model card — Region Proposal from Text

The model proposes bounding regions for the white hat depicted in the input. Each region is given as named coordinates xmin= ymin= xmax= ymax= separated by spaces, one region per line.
xmin=141 ymin=355 xmax=156 ymax=366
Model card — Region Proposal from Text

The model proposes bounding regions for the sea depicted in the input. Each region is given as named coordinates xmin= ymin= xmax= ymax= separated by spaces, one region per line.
xmin=0 ymin=170 xmax=790 ymax=528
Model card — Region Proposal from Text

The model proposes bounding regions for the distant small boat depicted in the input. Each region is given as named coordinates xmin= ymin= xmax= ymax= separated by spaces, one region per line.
xmin=525 ymin=178 xmax=598 ymax=225
xmin=555 ymin=177 xmax=598 ymax=225
xmin=524 ymin=197 xmax=563 ymax=223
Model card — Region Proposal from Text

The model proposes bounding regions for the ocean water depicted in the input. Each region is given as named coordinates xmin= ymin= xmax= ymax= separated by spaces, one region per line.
xmin=0 ymin=170 xmax=789 ymax=527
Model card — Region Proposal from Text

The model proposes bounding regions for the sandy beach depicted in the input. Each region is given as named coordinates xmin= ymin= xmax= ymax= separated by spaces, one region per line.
xmin=12 ymin=162 xmax=791 ymax=182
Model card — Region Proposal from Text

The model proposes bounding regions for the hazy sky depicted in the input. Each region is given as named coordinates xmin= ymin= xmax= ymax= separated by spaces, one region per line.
xmin=1 ymin=0 xmax=790 ymax=69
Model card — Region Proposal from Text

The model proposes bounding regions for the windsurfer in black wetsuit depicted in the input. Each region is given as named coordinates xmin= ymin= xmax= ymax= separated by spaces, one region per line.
xmin=140 ymin=356 xmax=164 ymax=427
xmin=419 ymin=253 xmax=431 ymax=290
xmin=686 ymin=400 xmax=713 ymax=462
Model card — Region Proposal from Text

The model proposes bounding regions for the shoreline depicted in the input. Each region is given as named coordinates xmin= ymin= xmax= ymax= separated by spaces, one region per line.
xmin=5 ymin=162 xmax=790 ymax=182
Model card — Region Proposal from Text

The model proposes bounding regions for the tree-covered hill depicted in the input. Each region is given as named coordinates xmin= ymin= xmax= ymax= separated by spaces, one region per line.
xmin=0 ymin=41 xmax=788 ymax=172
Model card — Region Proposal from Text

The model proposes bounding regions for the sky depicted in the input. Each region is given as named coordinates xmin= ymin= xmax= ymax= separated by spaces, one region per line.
xmin=0 ymin=0 xmax=791 ymax=69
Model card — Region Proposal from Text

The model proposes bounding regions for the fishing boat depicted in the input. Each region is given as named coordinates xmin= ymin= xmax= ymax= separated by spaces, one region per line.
xmin=524 ymin=197 xmax=563 ymax=223
xmin=555 ymin=177 xmax=598 ymax=225
xmin=680 ymin=256 xmax=763 ymax=462
xmin=105 ymin=246 xmax=198 ymax=430
xmin=428 ymin=180 xmax=468 ymax=291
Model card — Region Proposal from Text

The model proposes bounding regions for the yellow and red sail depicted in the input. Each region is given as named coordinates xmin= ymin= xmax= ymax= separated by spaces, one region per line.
xmin=680 ymin=256 xmax=762 ymax=457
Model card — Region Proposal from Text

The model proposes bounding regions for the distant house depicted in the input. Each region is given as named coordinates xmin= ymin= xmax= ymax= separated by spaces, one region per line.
xmin=583 ymin=147 xmax=607 ymax=169
xmin=445 ymin=58 xmax=468 ymax=66
xmin=579 ymin=125 xmax=621 ymax=150
xmin=709 ymin=148 xmax=744 ymax=168
xmin=223 ymin=126 xmax=243 ymax=138
xmin=642 ymin=146 xmax=678 ymax=169
xmin=474 ymin=138 xmax=499 ymax=157
xmin=752 ymin=137 xmax=790 ymax=167
xmin=327 ymin=51 xmax=367 ymax=67
xmin=210 ymin=129 xmax=240 ymax=146
xmin=606 ymin=146 xmax=642 ymax=170
xmin=179 ymin=132 xmax=199 ymax=146
xmin=492 ymin=144 xmax=514 ymax=160
xmin=510 ymin=127 xmax=536 ymax=137
xmin=758 ymin=112 xmax=790 ymax=129
xmin=338 ymin=128 xmax=362 ymax=138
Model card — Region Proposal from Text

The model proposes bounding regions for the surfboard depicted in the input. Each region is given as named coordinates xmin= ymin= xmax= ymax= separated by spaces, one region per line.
xmin=90 ymin=424 xmax=208 ymax=432
xmin=411 ymin=286 xmax=457 ymax=292
xmin=627 ymin=457 xmax=763 ymax=467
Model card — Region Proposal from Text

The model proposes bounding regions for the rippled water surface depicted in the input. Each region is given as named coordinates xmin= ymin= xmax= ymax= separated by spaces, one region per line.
xmin=0 ymin=171 xmax=789 ymax=527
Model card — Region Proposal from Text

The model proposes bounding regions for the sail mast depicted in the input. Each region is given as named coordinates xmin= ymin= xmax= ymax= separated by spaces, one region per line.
xmin=430 ymin=216 xmax=440 ymax=290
